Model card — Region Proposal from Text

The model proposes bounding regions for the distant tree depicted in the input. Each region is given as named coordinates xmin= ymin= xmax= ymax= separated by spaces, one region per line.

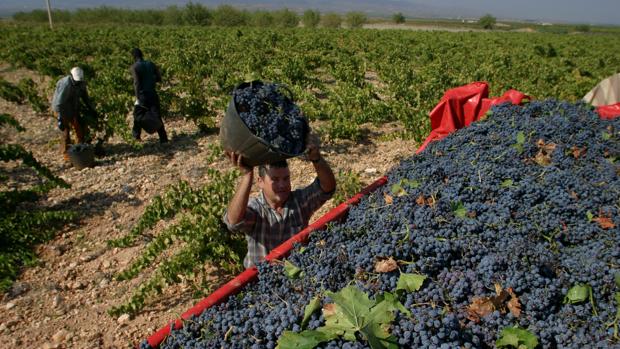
xmin=183 ymin=2 xmax=211 ymax=26
xmin=392 ymin=12 xmax=406 ymax=24
xmin=302 ymin=9 xmax=321 ymax=28
xmin=163 ymin=5 xmax=184 ymax=25
xmin=273 ymin=8 xmax=299 ymax=28
xmin=252 ymin=10 xmax=274 ymax=27
xmin=322 ymin=12 xmax=342 ymax=28
xmin=212 ymin=5 xmax=248 ymax=27
xmin=575 ymin=24 xmax=590 ymax=32
xmin=345 ymin=11 xmax=367 ymax=28
xmin=479 ymin=14 xmax=496 ymax=29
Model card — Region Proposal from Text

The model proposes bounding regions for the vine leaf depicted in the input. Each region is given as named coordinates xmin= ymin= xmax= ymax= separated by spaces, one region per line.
xmin=564 ymin=284 xmax=592 ymax=304
xmin=592 ymin=215 xmax=615 ymax=229
xmin=301 ymin=296 xmax=322 ymax=330
xmin=284 ymin=260 xmax=303 ymax=279
xmin=276 ymin=330 xmax=335 ymax=349
xmin=396 ymin=273 xmax=426 ymax=292
xmin=496 ymin=327 xmax=539 ymax=349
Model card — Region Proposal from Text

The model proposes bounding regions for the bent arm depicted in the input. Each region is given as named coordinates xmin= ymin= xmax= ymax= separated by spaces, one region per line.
xmin=226 ymin=170 xmax=254 ymax=226
xmin=313 ymin=158 xmax=336 ymax=193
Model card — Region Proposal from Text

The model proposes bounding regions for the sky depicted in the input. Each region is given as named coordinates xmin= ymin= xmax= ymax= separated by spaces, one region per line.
xmin=1 ymin=0 xmax=619 ymax=25
xmin=418 ymin=0 xmax=620 ymax=25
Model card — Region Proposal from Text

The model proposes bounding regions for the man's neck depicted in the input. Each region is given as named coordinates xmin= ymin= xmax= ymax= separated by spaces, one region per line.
xmin=261 ymin=192 xmax=285 ymax=213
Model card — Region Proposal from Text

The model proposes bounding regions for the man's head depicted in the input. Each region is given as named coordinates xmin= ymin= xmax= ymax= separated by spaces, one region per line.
xmin=257 ymin=160 xmax=291 ymax=208
xmin=131 ymin=48 xmax=143 ymax=61
xmin=70 ymin=67 xmax=84 ymax=82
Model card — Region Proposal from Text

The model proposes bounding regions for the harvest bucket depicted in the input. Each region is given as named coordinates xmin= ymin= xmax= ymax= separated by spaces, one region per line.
xmin=68 ymin=144 xmax=95 ymax=169
xmin=219 ymin=80 xmax=308 ymax=167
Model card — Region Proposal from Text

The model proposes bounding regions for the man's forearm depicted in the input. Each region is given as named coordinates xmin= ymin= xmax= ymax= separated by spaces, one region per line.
xmin=313 ymin=158 xmax=336 ymax=193
xmin=226 ymin=171 xmax=254 ymax=225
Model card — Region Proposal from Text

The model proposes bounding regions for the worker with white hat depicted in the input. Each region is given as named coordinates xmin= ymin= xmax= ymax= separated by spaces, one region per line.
xmin=51 ymin=66 xmax=96 ymax=162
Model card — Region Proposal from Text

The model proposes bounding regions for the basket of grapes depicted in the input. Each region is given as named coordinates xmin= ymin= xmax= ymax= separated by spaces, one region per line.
xmin=219 ymin=81 xmax=309 ymax=167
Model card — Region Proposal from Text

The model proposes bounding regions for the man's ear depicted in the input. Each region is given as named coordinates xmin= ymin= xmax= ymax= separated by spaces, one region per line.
xmin=256 ymin=175 xmax=264 ymax=188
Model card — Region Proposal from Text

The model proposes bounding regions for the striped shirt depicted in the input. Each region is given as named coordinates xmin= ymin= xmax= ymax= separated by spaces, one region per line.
xmin=223 ymin=178 xmax=333 ymax=268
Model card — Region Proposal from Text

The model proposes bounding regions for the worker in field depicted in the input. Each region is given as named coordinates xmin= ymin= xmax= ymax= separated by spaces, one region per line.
xmin=51 ymin=66 xmax=96 ymax=162
xmin=130 ymin=48 xmax=168 ymax=143
xmin=223 ymin=132 xmax=336 ymax=268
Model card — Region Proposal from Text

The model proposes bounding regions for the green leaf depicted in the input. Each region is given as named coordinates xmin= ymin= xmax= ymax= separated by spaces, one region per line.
xmin=396 ymin=273 xmax=427 ymax=292
xmin=390 ymin=183 xmax=407 ymax=196
xmin=361 ymin=321 xmax=399 ymax=349
xmin=602 ymin=131 xmax=611 ymax=140
xmin=402 ymin=179 xmax=421 ymax=189
xmin=615 ymin=273 xmax=620 ymax=288
xmin=500 ymin=179 xmax=514 ymax=188
xmin=277 ymin=330 xmax=336 ymax=349
xmin=496 ymin=327 xmax=539 ymax=349
xmin=516 ymin=131 xmax=526 ymax=144
xmin=284 ymin=260 xmax=303 ymax=279
xmin=586 ymin=211 xmax=594 ymax=222
xmin=301 ymin=296 xmax=322 ymax=330
xmin=451 ymin=201 xmax=468 ymax=218
xmin=375 ymin=292 xmax=411 ymax=317
xmin=325 ymin=286 xmax=373 ymax=340
xmin=564 ymin=284 xmax=591 ymax=304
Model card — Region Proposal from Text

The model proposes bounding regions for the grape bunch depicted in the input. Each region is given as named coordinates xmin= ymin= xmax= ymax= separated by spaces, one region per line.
xmin=145 ymin=99 xmax=619 ymax=349
xmin=233 ymin=82 xmax=307 ymax=155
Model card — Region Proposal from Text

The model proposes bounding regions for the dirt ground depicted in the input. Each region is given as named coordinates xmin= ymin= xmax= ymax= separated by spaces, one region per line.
xmin=0 ymin=65 xmax=420 ymax=348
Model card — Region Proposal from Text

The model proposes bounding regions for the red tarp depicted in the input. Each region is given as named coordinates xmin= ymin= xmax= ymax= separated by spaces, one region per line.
xmin=597 ymin=102 xmax=620 ymax=120
xmin=417 ymin=81 xmax=529 ymax=154
xmin=142 ymin=82 xmax=617 ymax=348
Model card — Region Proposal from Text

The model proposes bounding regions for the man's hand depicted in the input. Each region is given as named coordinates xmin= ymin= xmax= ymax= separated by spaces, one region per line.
xmin=226 ymin=151 xmax=253 ymax=175
xmin=305 ymin=132 xmax=321 ymax=162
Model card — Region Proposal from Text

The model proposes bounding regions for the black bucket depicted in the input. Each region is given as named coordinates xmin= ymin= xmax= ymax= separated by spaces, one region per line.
xmin=68 ymin=144 xmax=95 ymax=170
xmin=219 ymin=81 xmax=307 ymax=167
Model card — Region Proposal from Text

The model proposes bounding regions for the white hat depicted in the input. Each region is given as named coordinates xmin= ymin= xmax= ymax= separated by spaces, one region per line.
xmin=70 ymin=67 xmax=84 ymax=82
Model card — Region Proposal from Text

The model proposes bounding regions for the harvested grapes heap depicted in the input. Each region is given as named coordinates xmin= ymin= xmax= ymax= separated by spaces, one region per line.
xmin=150 ymin=100 xmax=619 ymax=349
xmin=233 ymin=83 xmax=307 ymax=156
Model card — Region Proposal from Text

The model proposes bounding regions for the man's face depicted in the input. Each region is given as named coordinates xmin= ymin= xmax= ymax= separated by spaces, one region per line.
xmin=258 ymin=166 xmax=291 ymax=208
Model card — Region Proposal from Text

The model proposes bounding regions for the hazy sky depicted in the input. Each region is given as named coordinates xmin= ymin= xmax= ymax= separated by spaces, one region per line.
xmin=417 ymin=0 xmax=620 ymax=25
xmin=1 ymin=0 xmax=619 ymax=25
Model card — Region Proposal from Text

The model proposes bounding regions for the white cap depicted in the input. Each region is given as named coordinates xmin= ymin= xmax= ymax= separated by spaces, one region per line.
xmin=70 ymin=67 xmax=84 ymax=82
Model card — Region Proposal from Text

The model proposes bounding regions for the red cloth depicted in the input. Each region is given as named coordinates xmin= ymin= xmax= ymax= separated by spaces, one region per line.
xmin=597 ymin=103 xmax=620 ymax=120
xmin=417 ymin=82 xmax=530 ymax=154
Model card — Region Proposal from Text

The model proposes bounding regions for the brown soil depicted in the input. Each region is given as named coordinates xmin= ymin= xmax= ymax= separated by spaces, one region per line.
xmin=0 ymin=65 xmax=420 ymax=348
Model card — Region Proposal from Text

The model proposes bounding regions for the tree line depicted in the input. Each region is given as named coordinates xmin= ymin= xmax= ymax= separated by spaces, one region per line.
xmin=12 ymin=4 xmax=370 ymax=28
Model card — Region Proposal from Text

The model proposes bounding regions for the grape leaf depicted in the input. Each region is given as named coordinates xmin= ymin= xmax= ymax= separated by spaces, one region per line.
xmin=516 ymin=131 xmax=526 ymax=144
xmin=375 ymin=292 xmax=411 ymax=317
xmin=324 ymin=286 xmax=373 ymax=340
xmin=592 ymin=216 xmax=616 ymax=229
xmin=390 ymin=182 xmax=407 ymax=196
xmin=615 ymin=273 xmax=620 ymax=288
xmin=564 ymin=284 xmax=591 ymax=304
xmin=496 ymin=327 xmax=539 ymax=349
xmin=396 ymin=273 xmax=427 ymax=292
xmin=451 ymin=201 xmax=468 ymax=218
xmin=277 ymin=330 xmax=336 ymax=349
xmin=284 ymin=260 xmax=303 ymax=279
xmin=500 ymin=179 xmax=514 ymax=188
xmin=301 ymin=296 xmax=321 ymax=330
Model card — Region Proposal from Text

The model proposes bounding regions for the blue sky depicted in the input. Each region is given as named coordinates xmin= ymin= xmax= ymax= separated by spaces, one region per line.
xmin=1 ymin=0 xmax=619 ymax=25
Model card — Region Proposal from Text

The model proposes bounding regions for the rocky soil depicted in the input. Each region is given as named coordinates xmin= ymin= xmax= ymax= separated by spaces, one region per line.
xmin=0 ymin=64 xmax=420 ymax=348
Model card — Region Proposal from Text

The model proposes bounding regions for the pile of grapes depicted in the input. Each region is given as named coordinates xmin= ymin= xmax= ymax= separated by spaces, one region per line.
xmin=147 ymin=100 xmax=619 ymax=349
xmin=233 ymin=82 xmax=307 ymax=155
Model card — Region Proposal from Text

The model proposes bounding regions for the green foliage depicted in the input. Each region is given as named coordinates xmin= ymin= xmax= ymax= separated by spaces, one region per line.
xmin=0 ymin=78 xmax=25 ymax=104
xmin=183 ymin=2 xmax=212 ymax=26
xmin=17 ymin=78 xmax=48 ymax=113
xmin=322 ymin=13 xmax=342 ymax=28
xmin=211 ymin=5 xmax=248 ymax=27
xmin=253 ymin=11 xmax=275 ymax=27
xmin=575 ymin=24 xmax=591 ymax=33
xmin=108 ymin=145 xmax=246 ymax=317
xmin=345 ymin=12 xmax=367 ymax=29
xmin=392 ymin=13 xmax=406 ymax=24
xmin=496 ymin=327 xmax=539 ymax=349
xmin=273 ymin=8 xmax=299 ymax=28
xmin=479 ymin=14 xmax=497 ymax=30
xmin=0 ymin=114 xmax=74 ymax=293
xmin=302 ymin=10 xmax=321 ymax=28
xmin=333 ymin=169 xmax=362 ymax=205
xmin=2 ymin=23 xmax=619 ymax=143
